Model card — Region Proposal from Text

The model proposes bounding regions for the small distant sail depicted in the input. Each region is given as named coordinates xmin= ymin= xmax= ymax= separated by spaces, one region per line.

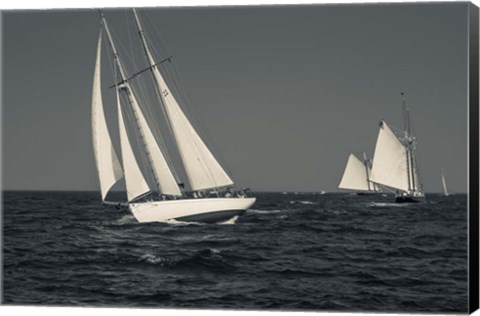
xmin=441 ymin=168 xmax=449 ymax=196
xmin=133 ymin=10 xmax=234 ymax=192
xmin=339 ymin=153 xmax=371 ymax=191
xmin=91 ymin=32 xmax=123 ymax=201
xmin=370 ymin=121 xmax=409 ymax=192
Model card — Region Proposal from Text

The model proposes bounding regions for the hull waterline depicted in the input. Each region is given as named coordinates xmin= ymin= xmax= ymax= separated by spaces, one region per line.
xmin=356 ymin=192 xmax=382 ymax=196
xmin=129 ymin=197 xmax=256 ymax=223
xmin=395 ymin=196 xmax=422 ymax=203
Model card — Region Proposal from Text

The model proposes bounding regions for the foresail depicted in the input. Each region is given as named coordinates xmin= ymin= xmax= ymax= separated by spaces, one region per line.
xmin=117 ymin=91 xmax=151 ymax=202
xmin=160 ymin=85 xmax=234 ymax=191
xmin=91 ymin=32 xmax=123 ymax=201
xmin=338 ymin=153 xmax=370 ymax=191
xmin=370 ymin=121 xmax=409 ymax=192
xmin=133 ymin=10 xmax=234 ymax=191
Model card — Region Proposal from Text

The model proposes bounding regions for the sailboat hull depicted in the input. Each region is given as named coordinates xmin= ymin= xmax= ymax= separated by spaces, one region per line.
xmin=129 ymin=197 xmax=256 ymax=223
xmin=356 ymin=192 xmax=382 ymax=196
xmin=395 ymin=196 xmax=422 ymax=203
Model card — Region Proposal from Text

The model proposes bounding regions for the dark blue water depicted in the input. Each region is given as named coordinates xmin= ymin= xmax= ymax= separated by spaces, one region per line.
xmin=2 ymin=191 xmax=468 ymax=312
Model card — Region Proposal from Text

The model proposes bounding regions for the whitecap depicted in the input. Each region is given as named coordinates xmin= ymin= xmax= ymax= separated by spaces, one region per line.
xmin=289 ymin=200 xmax=316 ymax=205
xmin=218 ymin=215 xmax=239 ymax=225
xmin=165 ymin=218 xmax=204 ymax=226
xmin=368 ymin=202 xmax=408 ymax=208
xmin=139 ymin=253 xmax=168 ymax=265
xmin=116 ymin=214 xmax=136 ymax=224
xmin=298 ymin=200 xmax=315 ymax=205
xmin=247 ymin=209 xmax=283 ymax=214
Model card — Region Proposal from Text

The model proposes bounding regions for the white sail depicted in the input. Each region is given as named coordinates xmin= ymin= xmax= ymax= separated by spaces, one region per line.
xmin=370 ymin=121 xmax=409 ymax=192
xmin=133 ymin=10 xmax=234 ymax=192
xmin=127 ymin=88 xmax=183 ymax=196
xmin=338 ymin=153 xmax=371 ymax=191
xmin=91 ymin=32 xmax=123 ymax=201
xmin=117 ymin=90 xmax=151 ymax=201
xmin=441 ymin=169 xmax=449 ymax=196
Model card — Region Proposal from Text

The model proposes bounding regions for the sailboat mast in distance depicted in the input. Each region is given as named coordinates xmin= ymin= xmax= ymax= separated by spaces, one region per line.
xmin=369 ymin=94 xmax=424 ymax=203
xmin=362 ymin=152 xmax=372 ymax=191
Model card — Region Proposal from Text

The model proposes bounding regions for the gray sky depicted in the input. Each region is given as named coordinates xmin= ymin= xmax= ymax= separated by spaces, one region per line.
xmin=2 ymin=2 xmax=470 ymax=193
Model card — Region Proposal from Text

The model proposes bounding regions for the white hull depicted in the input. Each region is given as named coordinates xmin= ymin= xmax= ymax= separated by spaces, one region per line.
xmin=130 ymin=197 xmax=256 ymax=223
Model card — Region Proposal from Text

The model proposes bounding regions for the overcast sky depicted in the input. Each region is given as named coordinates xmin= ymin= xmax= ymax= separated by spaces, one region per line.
xmin=2 ymin=2 xmax=471 ymax=193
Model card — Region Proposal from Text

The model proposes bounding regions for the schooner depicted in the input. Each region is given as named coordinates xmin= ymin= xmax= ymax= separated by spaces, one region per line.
xmin=91 ymin=9 xmax=255 ymax=223
xmin=369 ymin=93 xmax=424 ymax=203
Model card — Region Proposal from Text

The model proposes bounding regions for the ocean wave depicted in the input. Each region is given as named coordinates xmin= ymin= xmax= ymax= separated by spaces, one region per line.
xmin=290 ymin=200 xmax=316 ymax=205
xmin=116 ymin=214 xmax=136 ymax=225
xmin=218 ymin=215 xmax=239 ymax=225
xmin=165 ymin=219 xmax=205 ymax=226
xmin=368 ymin=202 xmax=409 ymax=208
xmin=137 ymin=248 xmax=233 ymax=272
xmin=138 ymin=253 xmax=170 ymax=265
xmin=247 ymin=209 xmax=283 ymax=214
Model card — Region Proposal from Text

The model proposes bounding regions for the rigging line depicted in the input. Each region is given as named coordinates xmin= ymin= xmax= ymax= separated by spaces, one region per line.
xmin=125 ymin=11 xmax=155 ymax=124
xmin=108 ymin=57 xmax=174 ymax=88
xmin=143 ymin=11 xmax=173 ymax=60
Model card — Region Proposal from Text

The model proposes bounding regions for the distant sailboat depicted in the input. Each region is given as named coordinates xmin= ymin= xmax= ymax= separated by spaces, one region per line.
xmin=91 ymin=9 xmax=255 ymax=223
xmin=440 ymin=168 xmax=451 ymax=196
xmin=338 ymin=152 xmax=381 ymax=195
xmin=369 ymin=93 xmax=424 ymax=203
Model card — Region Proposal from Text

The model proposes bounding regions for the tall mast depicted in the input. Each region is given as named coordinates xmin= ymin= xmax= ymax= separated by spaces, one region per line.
xmin=133 ymin=9 xmax=157 ymax=72
xmin=402 ymin=92 xmax=416 ymax=193
xmin=362 ymin=152 xmax=372 ymax=191
xmin=402 ymin=92 xmax=411 ymax=138
xmin=131 ymin=8 xmax=184 ymax=192
xmin=101 ymin=12 xmax=166 ymax=196
xmin=101 ymin=12 xmax=128 ymax=83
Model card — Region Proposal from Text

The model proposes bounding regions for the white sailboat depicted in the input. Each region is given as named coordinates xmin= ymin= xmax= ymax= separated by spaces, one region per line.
xmin=440 ymin=168 xmax=451 ymax=196
xmin=91 ymin=9 xmax=255 ymax=223
xmin=338 ymin=152 xmax=381 ymax=195
xmin=369 ymin=93 xmax=424 ymax=203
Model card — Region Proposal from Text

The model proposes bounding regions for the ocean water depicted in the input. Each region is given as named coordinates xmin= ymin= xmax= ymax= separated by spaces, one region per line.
xmin=2 ymin=191 xmax=468 ymax=312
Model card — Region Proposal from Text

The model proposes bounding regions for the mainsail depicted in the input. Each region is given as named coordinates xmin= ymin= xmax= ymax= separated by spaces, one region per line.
xmin=91 ymin=32 xmax=123 ymax=201
xmin=370 ymin=121 xmax=410 ymax=192
xmin=133 ymin=9 xmax=234 ymax=192
xmin=338 ymin=153 xmax=372 ymax=191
